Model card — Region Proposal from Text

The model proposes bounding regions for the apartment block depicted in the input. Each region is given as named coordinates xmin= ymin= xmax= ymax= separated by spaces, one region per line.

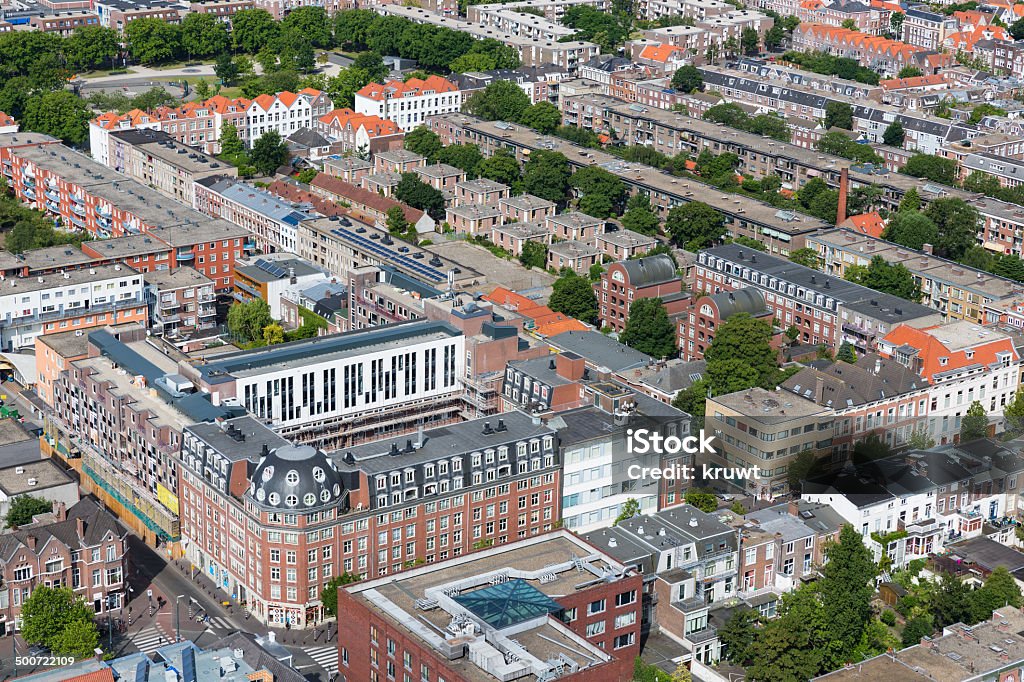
xmin=143 ymin=267 xmax=217 ymax=339
xmin=355 ymin=76 xmax=462 ymax=133
xmin=597 ymin=256 xmax=687 ymax=333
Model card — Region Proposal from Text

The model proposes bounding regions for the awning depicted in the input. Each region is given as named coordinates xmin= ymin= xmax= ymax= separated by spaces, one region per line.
xmin=0 ymin=352 xmax=37 ymax=386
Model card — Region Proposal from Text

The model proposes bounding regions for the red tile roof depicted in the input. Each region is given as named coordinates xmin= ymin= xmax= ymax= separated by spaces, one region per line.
xmin=310 ymin=174 xmax=424 ymax=224
xmin=879 ymin=74 xmax=947 ymax=90
xmin=881 ymin=324 xmax=1017 ymax=383
xmin=639 ymin=43 xmax=683 ymax=63
xmin=318 ymin=108 xmax=401 ymax=138
xmin=356 ymin=76 xmax=458 ymax=102
xmin=0 ymin=111 xmax=14 ymax=127
xmin=839 ymin=212 xmax=886 ymax=238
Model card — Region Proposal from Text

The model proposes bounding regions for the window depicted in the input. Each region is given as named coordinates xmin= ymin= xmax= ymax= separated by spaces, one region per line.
xmin=586 ymin=621 xmax=606 ymax=637
xmin=614 ymin=633 xmax=635 ymax=649
xmin=615 ymin=590 xmax=636 ymax=607
xmin=588 ymin=599 xmax=606 ymax=615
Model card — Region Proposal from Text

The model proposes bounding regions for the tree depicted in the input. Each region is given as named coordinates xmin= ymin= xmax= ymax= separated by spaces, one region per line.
xmin=824 ymin=101 xmax=853 ymax=130
xmin=262 ymin=322 xmax=285 ymax=346
xmin=671 ymin=65 xmax=704 ymax=92
xmin=522 ymin=150 xmax=571 ymax=203
xmin=282 ymin=6 xmax=331 ymax=48
xmin=193 ymin=78 xmax=211 ymax=100
xmin=124 ymin=18 xmax=182 ymax=64
xmin=386 ymin=205 xmax=410 ymax=237
xmin=219 ymin=123 xmax=246 ymax=160
xmin=1012 ymin=16 xmax=1024 ymax=40
xmin=621 ymin=194 xmax=661 ymax=235
xmin=684 ymin=488 xmax=717 ymax=513
xmin=844 ymin=256 xmax=921 ymax=302
xmin=970 ymin=566 xmax=1022 ymax=622
xmin=570 ymin=166 xmax=626 ymax=218
xmin=320 ymin=572 xmax=361 ymax=617
xmin=5 ymin=495 xmax=52 ymax=528
xmin=548 ymin=270 xmax=598 ymax=324
xmin=351 ymin=51 xmax=389 ymax=83
xmin=64 ymin=26 xmax=120 ymax=71
xmin=907 ymin=428 xmax=935 ymax=450
xmin=621 ymin=298 xmax=677 ymax=358
xmin=132 ymin=87 xmax=178 ymax=111
xmin=901 ymin=153 xmax=958 ymax=186
xmin=403 ymin=126 xmax=442 ymax=161
xmin=227 ymin=299 xmax=272 ymax=344
xmin=214 ymin=53 xmax=240 ymax=85
xmin=1003 ymin=389 xmax=1024 ymax=434
xmin=924 ymin=198 xmax=979 ymax=261
xmin=882 ymin=120 xmax=905 ymax=147
xmin=933 ymin=573 xmax=974 ymax=628
xmin=789 ymin=247 xmax=819 ymax=268
xmin=665 ymin=201 xmax=724 ymax=250
xmin=959 ymin=400 xmax=988 ymax=442
xmin=21 ymin=586 xmax=96 ymax=657
xmin=889 ymin=11 xmax=905 ymax=36
xmin=436 ymin=144 xmax=484 ymax=178
xmin=899 ymin=187 xmax=921 ymax=213
xmin=897 ymin=65 xmax=923 ymax=78
xmin=22 ymin=91 xmax=90 ymax=145
xmin=518 ymin=101 xmax=562 ymax=134
xmin=464 ymin=80 xmax=531 ymax=122
xmin=881 ymin=211 xmax=938 ymax=251
xmin=820 ymin=525 xmax=877 ymax=667
xmin=788 ymin=450 xmax=818 ymax=494
xmin=519 ymin=240 xmax=547 ymax=269
xmin=325 ymin=67 xmax=372 ymax=109
xmin=741 ymin=26 xmax=760 ymax=55
xmin=50 ymin=618 xmax=100 ymax=660
xmin=969 ymin=103 xmax=1007 ymax=125
xmin=296 ymin=168 xmax=318 ymax=185
xmin=703 ymin=312 xmax=780 ymax=395
xmin=334 ymin=9 xmax=375 ymax=50
xmin=841 ymin=18 xmax=858 ymax=30
xmin=764 ymin=24 xmax=785 ymax=50
xmin=613 ymin=498 xmax=640 ymax=526
xmin=837 ymin=341 xmax=857 ymax=363
xmin=720 ymin=608 xmax=758 ymax=664
xmin=181 ymin=12 xmax=230 ymax=59
xmin=232 ymin=9 xmax=279 ymax=53
xmin=901 ymin=615 xmax=934 ymax=648
xmin=394 ymin=173 xmax=446 ymax=221
xmin=479 ymin=148 xmax=520 ymax=187
xmin=249 ymin=130 xmax=289 ymax=176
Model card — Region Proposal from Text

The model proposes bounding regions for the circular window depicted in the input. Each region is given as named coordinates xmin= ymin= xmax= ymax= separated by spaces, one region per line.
xmin=320 ymin=490 xmax=331 ymax=502
xmin=268 ymin=492 xmax=280 ymax=506
xmin=333 ymin=484 xmax=341 ymax=496
xmin=285 ymin=494 xmax=298 ymax=507
xmin=312 ymin=467 xmax=325 ymax=482
xmin=261 ymin=466 xmax=274 ymax=482
xmin=285 ymin=470 xmax=300 ymax=486
xmin=256 ymin=488 xmax=266 ymax=502
xmin=248 ymin=483 xmax=255 ymax=496
xmin=304 ymin=493 xmax=316 ymax=506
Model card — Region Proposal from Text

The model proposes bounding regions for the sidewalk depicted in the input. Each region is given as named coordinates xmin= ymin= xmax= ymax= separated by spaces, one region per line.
xmin=167 ymin=558 xmax=337 ymax=648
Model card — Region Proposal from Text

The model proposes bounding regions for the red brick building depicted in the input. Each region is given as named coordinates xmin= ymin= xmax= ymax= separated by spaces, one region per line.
xmin=336 ymin=531 xmax=641 ymax=682
xmin=675 ymin=288 xmax=776 ymax=361
xmin=598 ymin=255 xmax=688 ymax=333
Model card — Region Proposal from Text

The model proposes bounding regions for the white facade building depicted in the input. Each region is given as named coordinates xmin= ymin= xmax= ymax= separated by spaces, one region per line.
xmin=354 ymin=76 xmax=462 ymax=133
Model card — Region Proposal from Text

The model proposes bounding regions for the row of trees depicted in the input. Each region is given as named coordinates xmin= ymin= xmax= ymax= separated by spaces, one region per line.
xmin=703 ymin=103 xmax=790 ymax=143
xmin=227 ymin=298 xmax=328 ymax=346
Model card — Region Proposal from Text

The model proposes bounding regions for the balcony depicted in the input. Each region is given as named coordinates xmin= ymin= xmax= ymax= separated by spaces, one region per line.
xmin=45 ymin=200 xmax=60 ymax=213
xmin=44 ymin=189 xmax=60 ymax=202
xmin=684 ymin=625 xmax=718 ymax=645
xmin=69 ymin=214 xmax=86 ymax=228
xmin=176 ymin=250 xmax=195 ymax=262
xmin=71 ymin=204 xmax=86 ymax=217
xmin=23 ymin=186 xmax=36 ymax=200
xmin=97 ymin=204 xmax=112 ymax=217
xmin=674 ymin=596 xmax=709 ymax=614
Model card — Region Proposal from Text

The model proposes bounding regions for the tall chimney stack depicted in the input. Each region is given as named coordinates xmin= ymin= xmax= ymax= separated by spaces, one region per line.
xmin=837 ymin=167 xmax=849 ymax=225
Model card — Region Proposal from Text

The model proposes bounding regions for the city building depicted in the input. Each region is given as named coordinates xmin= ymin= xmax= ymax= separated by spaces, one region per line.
xmin=547 ymin=241 xmax=601 ymax=275
xmin=0 ymin=459 xmax=79 ymax=523
xmin=316 ymin=109 xmax=404 ymax=157
xmin=355 ymin=76 xmax=462 ymax=133
xmin=193 ymin=177 xmax=314 ymax=254
xmin=0 ymin=497 xmax=129 ymax=634
xmin=676 ymin=288 xmax=776 ymax=361
xmin=233 ymin=255 xmax=326 ymax=318
xmin=598 ymin=256 xmax=687 ymax=333
xmin=336 ymin=531 xmax=640 ymax=682
xmin=182 ymin=320 xmax=467 ymax=450
xmin=596 ymin=229 xmax=657 ymax=261
xmin=309 ymin=174 xmax=436 ymax=234
xmin=105 ymin=128 xmax=235 ymax=205
xmin=323 ymin=156 xmax=374 ymax=186
xmin=143 ymin=267 xmax=217 ymax=340
xmin=455 ymin=178 xmax=509 ymax=207
xmin=695 ymin=244 xmax=944 ymax=352
xmin=179 ymin=411 xmax=564 ymax=628
xmin=373 ymin=150 xmax=427 ymax=175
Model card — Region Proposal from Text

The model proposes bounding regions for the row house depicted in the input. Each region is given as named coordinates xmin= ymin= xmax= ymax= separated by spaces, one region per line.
xmin=878 ymin=322 xmax=1022 ymax=444
xmin=354 ymin=76 xmax=462 ymax=133
xmin=413 ymin=163 xmax=465 ymax=193
xmin=374 ymin=150 xmax=425 ymax=175
xmin=451 ymin=65 xmax=569 ymax=105
xmin=187 ymin=0 xmax=255 ymax=25
xmin=309 ymin=174 xmax=435 ymax=234
xmin=901 ymin=8 xmax=958 ymax=49
xmin=469 ymin=6 xmax=576 ymax=41
xmin=638 ymin=10 xmax=775 ymax=64
xmin=446 ymin=203 xmax=502 ymax=237
xmin=490 ymin=222 xmax=551 ymax=256
xmin=193 ymin=176 xmax=314 ymax=254
xmin=95 ymin=0 xmax=182 ymax=29
xmin=795 ymin=0 xmax=889 ymax=34
xmin=466 ymin=0 xmax=612 ymax=22
xmin=29 ymin=11 xmax=99 ymax=35
xmin=455 ymin=178 xmax=509 ymax=207
xmin=547 ymin=241 xmax=601 ymax=275
xmin=745 ymin=501 xmax=844 ymax=589
xmin=179 ymin=411 xmax=563 ymax=628
xmin=805 ymin=228 xmax=1024 ymax=323
xmin=638 ymin=0 xmax=731 ymax=22
xmin=793 ymin=23 xmax=945 ymax=74
xmin=597 ymin=229 xmax=658 ymax=261
xmin=246 ymin=89 xmax=333 ymax=146
xmin=695 ymin=243 xmax=943 ymax=352
xmin=0 ymin=499 xmax=129 ymax=634
xmin=316 ymin=109 xmax=404 ymax=158
xmin=322 ymin=156 xmax=373 ymax=186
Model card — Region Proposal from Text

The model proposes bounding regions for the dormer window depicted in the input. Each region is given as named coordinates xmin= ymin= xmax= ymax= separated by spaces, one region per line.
xmin=939 ymin=357 xmax=948 ymax=366
xmin=965 ymin=350 xmax=974 ymax=359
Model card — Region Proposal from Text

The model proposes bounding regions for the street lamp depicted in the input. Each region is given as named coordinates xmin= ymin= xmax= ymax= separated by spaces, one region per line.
xmin=175 ymin=595 xmax=198 ymax=643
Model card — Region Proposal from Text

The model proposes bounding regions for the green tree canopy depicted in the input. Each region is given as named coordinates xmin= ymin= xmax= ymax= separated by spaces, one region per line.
xmin=665 ymin=201 xmax=725 ymax=250
xmin=249 ymin=130 xmax=289 ymax=176
xmin=824 ymin=101 xmax=854 ymax=130
xmin=548 ymin=270 xmax=598 ymax=324
xmin=901 ymin=153 xmax=959 ymax=186
xmin=621 ymin=194 xmax=661 ymax=235
xmin=351 ymin=51 xmax=389 ymax=83
xmin=5 ymin=495 xmax=52 ymax=528
xmin=519 ymin=240 xmax=547 ymax=269
xmin=437 ymin=144 xmax=484 ymax=179
xmin=684 ymin=488 xmax=717 ymax=513
xmin=464 ymin=80 xmax=531 ymax=122
xmin=570 ymin=166 xmax=626 ymax=218
xmin=613 ymin=498 xmax=640 ymax=526
xmin=21 ymin=586 xmax=97 ymax=658
xmin=181 ymin=12 xmax=230 ymax=58
xmin=820 ymin=525 xmax=877 ymax=667
xmin=720 ymin=608 xmax=758 ymax=664
xmin=232 ymin=9 xmax=279 ymax=53
xmin=789 ymin=247 xmax=820 ymax=268
xmin=394 ymin=173 xmax=446 ymax=221
xmin=522 ymin=150 xmax=571 ymax=203
xmin=403 ymin=126 xmax=442 ymax=161
xmin=320 ymin=572 xmax=361 ymax=617
xmin=704 ymin=313 xmax=779 ymax=394
xmin=671 ymin=65 xmax=704 ymax=92
xmin=844 ymin=256 xmax=922 ymax=301
xmin=518 ymin=101 xmax=562 ymax=134
xmin=479 ymin=148 xmax=521 ymax=187
xmin=882 ymin=120 xmax=905 ymax=147
xmin=124 ymin=18 xmax=182 ymax=64
xmin=959 ymin=400 xmax=988 ymax=441
xmin=620 ymin=297 xmax=677 ymax=358
xmin=227 ymin=299 xmax=272 ymax=344
xmin=64 ymin=26 xmax=120 ymax=71
xmin=881 ymin=210 xmax=939 ymax=251
xmin=22 ymin=91 xmax=90 ymax=145
xmin=923 ymin=198 xmax=979 ymax=261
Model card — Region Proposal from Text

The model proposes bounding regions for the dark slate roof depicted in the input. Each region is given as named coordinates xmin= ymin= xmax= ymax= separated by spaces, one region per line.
xmin=0 ymin=497 xmax=128 ymax=562
xmin=286 ymin=127 xmax=331 ymax=149
xmin=706 ymin=287 xmax=766 ymax=319
xmin=618 ymin=254 xmax=678 ymax=288
xmin=782 ymin=353 xmax=925 ymax=408
xmin=547 ymin=330 xmax=653 ymax=372
xmin=948 ymin=536 xmax=1024 ymax=572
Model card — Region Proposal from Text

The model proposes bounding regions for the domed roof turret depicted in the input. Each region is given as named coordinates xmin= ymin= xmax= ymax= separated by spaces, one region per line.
xmin=249 ymin=445 xmax=345 ymax=510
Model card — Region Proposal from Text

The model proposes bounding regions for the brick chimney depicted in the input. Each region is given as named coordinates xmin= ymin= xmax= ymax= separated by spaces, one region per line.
xmin=788 ymin=499 xmax=800 ymax=516
xmin=555 ymin=352 xmax=585 ymax=381
xmin=922 ymin=243 xmax=934 ymax=255
xmin=26 ymin=535 xmax=36 ymax=550
xmin=815 ymin=375 xmax=826 ymax=404
xmin=76 ymin=517 xmax=85 ymax=538
xmin=54 ymin=501 xmax=67 ymax=521
xmin=836 ymin=167 xmax=849 ymax=225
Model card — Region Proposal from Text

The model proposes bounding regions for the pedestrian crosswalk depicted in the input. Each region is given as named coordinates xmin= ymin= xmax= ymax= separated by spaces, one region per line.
xmin=132 ymin=626 xmax=171 ymax=655
xmin=204 ymin=616 xmax=233 ymax=630
xmin=304 ymin=645 xmax=338 ymax=672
